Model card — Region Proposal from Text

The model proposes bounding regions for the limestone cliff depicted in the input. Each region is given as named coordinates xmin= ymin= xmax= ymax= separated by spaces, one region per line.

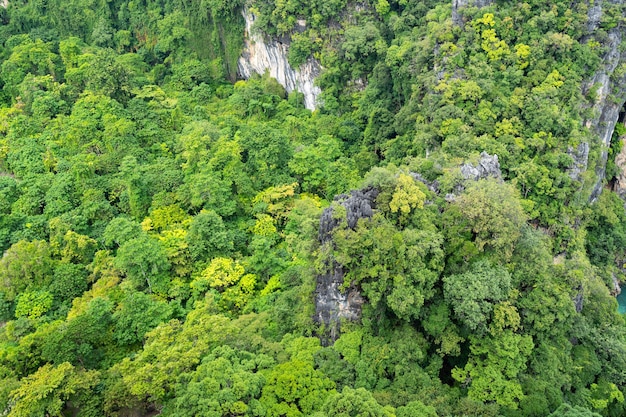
xmin=237 ymin=8 xmax=322 ymax=110
xmin=314 ymin=187 xmax=378 ymax=343
xmin=612 ymin=127 xmax=626 ymax=199
xmin=580 ymin=1 xmax=626 ymax=202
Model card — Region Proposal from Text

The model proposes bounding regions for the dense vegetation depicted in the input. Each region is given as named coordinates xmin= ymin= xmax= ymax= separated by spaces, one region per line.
xmin=0 ymin=0 xmax=626 ymax=416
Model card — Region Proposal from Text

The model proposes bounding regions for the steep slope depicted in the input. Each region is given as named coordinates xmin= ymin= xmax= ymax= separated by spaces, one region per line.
xmin=1 ymin=1 xmax=626 ymax=417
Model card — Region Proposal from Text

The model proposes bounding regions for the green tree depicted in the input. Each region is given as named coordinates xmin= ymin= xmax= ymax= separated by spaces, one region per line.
xmin=396 ymin=401 xmax=438 ymax=417
xmin=186 ymin=210 xmax=233 ymax=262
xmin=102 ymin=217 xmax=143 ymax=249
xmin=48 ymin=263 xmax=88 ymax=313
xmin=113 ymin=290 xmax=172 ymax=345
xmin=315 ymin=387 xmax=395 ymax=417
xmin=8 ymin=362 xmax=99 ymax=417
xmin=329 ymin=212 xmax=444 ymax=321
xmin=41 ymin=297 xmax=113 ymax=367
xmin=190 ymin=257 xmax=256 ymax=313
xmin=0 ymin=240 xmax=54 ymax=301
xmin=1 ymin=36 xmax=58 ymax=99
xmin=85 ymin=49 xmax=133 ymax=102
xmin=454 ymin=179 xmax=527 ymax=259
xmin=260 ymin=360 xmax=336 ymax=416
xmin=452 ymin=303 xmax=533 ymax=410
xmin=166 ymin=345 xmax=272 ymax=417
xmin=14 ymin=290 xmax=53 ymax=319
xmin=548 ymin=403 xmax=602 ymax=417
xmin=111 ymin=307 xmax=235 ymax=406
xmin=443 ymin=260 xmax=511 ymax=333
xmin=114 ymin=236 xmax=170 ymax=294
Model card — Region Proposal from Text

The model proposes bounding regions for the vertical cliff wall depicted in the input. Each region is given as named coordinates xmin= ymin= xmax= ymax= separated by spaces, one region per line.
xmin=237 ymin=8 xmax=322 ymax=110
xmin=581 ymin=1 xmax=626 ymax=202
xmin=612 ymin=124 xmax=626 ymax=198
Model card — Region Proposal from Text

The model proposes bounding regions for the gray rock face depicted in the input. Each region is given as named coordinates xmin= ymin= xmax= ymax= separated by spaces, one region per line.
xmin=568 ymin=142 xmax=590 ymax=181
xmin=314 ymin=265 xmax=364 ymax=342
xmin=318 ymin=187 xmax=380 ymax=243
xmin=586 ymin=3 xmax=603 ymax=33
xmin=315 ymin=187 xmax=379 ymax=342
xmin=452 ymin=0 xmax=493 ymax=25
xmin=460 ymin=152 xmax=502 ymax=181
xmin=573 ymin=286 xmax=584 ymax=313
xmin=410 ymin=173 xmax=440 ymax=194
xmin=611 ymin=273 xmax=622 ymax=297
xmin=612 ymin=129 xmax=626 ymax=199
xmin=237 ymin=8 xmax=322 ymax=110
xmin=580 ymin=1 xmax=626 ymax=202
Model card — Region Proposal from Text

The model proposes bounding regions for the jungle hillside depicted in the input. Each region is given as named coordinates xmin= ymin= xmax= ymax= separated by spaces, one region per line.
xmin=0 ymin=0 xmax=626 ymax=416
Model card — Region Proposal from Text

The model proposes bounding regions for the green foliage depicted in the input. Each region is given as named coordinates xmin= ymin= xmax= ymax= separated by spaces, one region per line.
xmin=548 ymin=403 xmax=602 ymax=417
xmin=102 ymin=217 xmax=143 ymax=249
xmin=14 ymin=290 xmax=53 ymax=319
xmin=0 ymin=240 xmax=55 ymax=301
xmin=317 ymin=387 xmax=394 ymax=417
xmin=114 ymin=235 xmax=171 ymax=294
xmin=259 ymin=360 xmax=336 ymax=416
xmin=443 ymin=260 xmax=511 ymax=333
xmin=41 ymin=297 xmax=113 ymax=367
xmin=327 ymin=211 xmax=444 ymax=321
xmin=186 ymin=210 xmax=233 ymax=262
xmin=8 ymin=362 xmax=100 ymax=417
xmin=49 ymin=263 xmax=88 ymax=312
xmin=453 ymin=329 xmax=534 ymax=409
xmin=113 ymin=290 xmax=172 ymax=345
xmin=585 ymin=191 xmax=626 ymax=267
xmin=0 ymin=1 xmax=624 ymax=416
xmin=165 ymin=345 xmax=272 ymax=417
xmin=396 ymin=401 xmax=438 ymax=417
xmin=191 ymin=257 xmax=257 ymax=313
xmin=453 ymin=179 xmax=527 ymax=259
xmin=1 ymin=36 xmax=59 ymax=99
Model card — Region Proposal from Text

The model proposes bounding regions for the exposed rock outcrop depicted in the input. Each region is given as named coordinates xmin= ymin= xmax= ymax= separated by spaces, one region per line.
xmin=410 ymin=173 xmax=440 ymax=194
xmin=440 ymin=152 xmax=501 ymax=198
xmin=612 ymin=128 xmax=626 ymax=199
xmin=460 ymin=151 xmax=502 ymax=181
xmin=573 ymin=286 xmax=584 ymax=313
xmin=411 ymin=152 xmax=500 ymax=202
xmin=237 ymin=8 xmax=322 ymax=110
xmin=315 ymin=187 xmax=379 ymax=342
xmin=568 ymin=142 xmax=590 ymax=181
xmin=580 ymin=1 xmax=626 ymax=202
xmin=611 ymin=273 xmax=622 ymax=297
xmin=452 ymin=0 xmax=493 ymax=26
xmin=318 ymin=187 xmax=379 ymax=243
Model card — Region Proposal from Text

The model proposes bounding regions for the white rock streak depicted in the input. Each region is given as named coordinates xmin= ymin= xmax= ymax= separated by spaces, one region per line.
xmin=237 ymin=8 xmax=322 ymax=110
